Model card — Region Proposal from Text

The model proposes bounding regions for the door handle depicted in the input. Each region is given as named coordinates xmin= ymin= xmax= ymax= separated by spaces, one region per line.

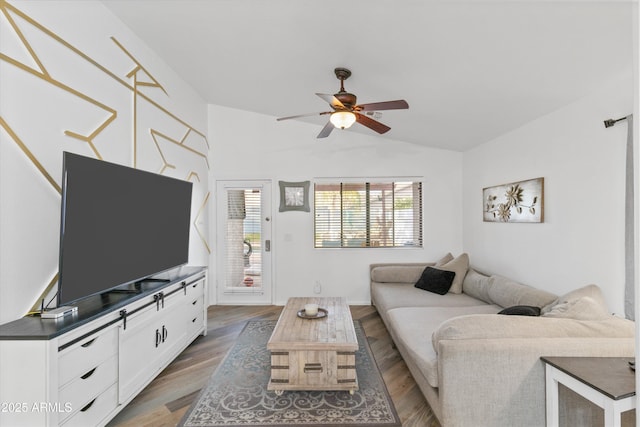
xmin=265 ymin=240 xmax=271 ymax=252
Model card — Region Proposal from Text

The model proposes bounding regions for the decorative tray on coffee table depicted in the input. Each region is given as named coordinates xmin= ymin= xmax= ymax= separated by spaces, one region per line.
xmin=297 ymin=308 xmax=328 ymax=319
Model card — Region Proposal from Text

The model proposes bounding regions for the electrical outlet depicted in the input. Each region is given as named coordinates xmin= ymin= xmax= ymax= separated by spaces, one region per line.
xmin=314 ymin=281 xmax=322 ymax=294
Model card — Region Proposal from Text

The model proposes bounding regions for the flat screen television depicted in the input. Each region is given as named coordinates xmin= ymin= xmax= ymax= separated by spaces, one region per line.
xmin=57 ymin=152 xmax=193 ymax=306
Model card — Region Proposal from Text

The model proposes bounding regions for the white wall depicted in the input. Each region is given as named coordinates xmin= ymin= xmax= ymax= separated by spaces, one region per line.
xmin=209 ymin=105 xmax=463 ymax=304
xmin=0 ymin=0 xmax=209 ymax=324
xmin=462 ymin=67 xmax=633 ymax=316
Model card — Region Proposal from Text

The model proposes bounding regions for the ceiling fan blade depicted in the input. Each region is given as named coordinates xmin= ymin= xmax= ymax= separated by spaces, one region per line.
xmin=316 ymin=93 xmax=345 ymax=110
xmin=358 ymin=100 xmax=409 ymax=111
xmin=355 ymin=113 xmax=391 ymax=134
xmin=317 ymin=121 xmax=334 ymax=138
xmin=277 ymin=111 xmax=330 ymax=121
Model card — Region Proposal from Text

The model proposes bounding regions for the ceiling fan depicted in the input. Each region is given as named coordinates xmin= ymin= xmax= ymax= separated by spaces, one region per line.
xmin=277 ymin=67 xmax=409 ymax=138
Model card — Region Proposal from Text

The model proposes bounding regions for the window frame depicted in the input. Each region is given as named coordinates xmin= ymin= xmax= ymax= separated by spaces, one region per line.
xmin=313 ymin=178 xmax=423 ymax=249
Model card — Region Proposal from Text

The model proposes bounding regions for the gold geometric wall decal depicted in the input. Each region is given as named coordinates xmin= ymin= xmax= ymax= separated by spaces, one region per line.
xmin=149 ymin=128 xmax=177 ymax=175
xmin=28 ymin=272 xmax=58 ymax=314
xmin=1 ymin=44 xmax=114 ymax=160
xmin=1 ymin=1 xmax=131 ymax=90
xmin=1 ymin=0 xmax=49 ymax=78
xmin=194 ymin=191 xmax=211 ymax=254
xmin=1 ymin=1 xmax=208 ymax=161
xmin=113 ymin=36 xmax=167 ymax=96
xmin=0 ymin=116 xmax=61 ymax=194
xmin=150 ymin=128 xmax=209 ymax=171
xmin=1 ymin=1 xmax=116 ymax=160
xmin=186 ymin=171 xmax=200 ymax=182
xmin=2 ymin=0 xmax=208 ymax=176
xmin=181 ymin=128 xmax=192 ymax=144
xmin=109 ymin=34 xmax=209 ymax=171
xmin=111 ymin=35 xmax=209 ymax=149
xmin=63 ymin=110 xmax=116 ymax=161
xmin=1 ymin=0 xmax=211 ymax=315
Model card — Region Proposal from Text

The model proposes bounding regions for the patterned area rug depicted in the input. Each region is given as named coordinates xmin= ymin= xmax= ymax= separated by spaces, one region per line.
xmin=179 ymin=320 xmax=401 ymax=427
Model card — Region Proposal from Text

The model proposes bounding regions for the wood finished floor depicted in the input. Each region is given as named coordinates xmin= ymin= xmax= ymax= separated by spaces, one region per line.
xmin=106 ymin=305 xmax=441 ymax=427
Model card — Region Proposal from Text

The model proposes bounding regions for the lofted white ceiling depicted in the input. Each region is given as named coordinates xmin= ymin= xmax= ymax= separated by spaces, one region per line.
xmin=101 ymin=0 xmax=634 ymax=151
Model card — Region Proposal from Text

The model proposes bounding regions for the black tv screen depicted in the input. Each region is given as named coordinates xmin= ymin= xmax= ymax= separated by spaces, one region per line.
xmin=58 ymin=152 xmax=193 ymax=306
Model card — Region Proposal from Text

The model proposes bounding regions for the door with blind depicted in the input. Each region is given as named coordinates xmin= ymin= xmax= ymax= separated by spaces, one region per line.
xmin=216 ymin=180 xmax=272 ymax=304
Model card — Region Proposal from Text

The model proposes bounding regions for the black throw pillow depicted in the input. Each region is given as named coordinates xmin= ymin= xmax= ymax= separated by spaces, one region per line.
xmin=414 ymin=267 xmax=456 ymax=295
xmin=497 ymin=305 xmax=541 ymax=316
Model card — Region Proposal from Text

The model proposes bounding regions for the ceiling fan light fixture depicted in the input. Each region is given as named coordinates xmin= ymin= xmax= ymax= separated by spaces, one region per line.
xmin=330 ymin=111 xmax=356 ymax=129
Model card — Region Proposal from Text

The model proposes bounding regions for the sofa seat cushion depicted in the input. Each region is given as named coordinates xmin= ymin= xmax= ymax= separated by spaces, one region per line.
xmin=372 ymin=282 xmax=489 ymax=313
xmin=385 ymin=305 xmax=502 ymax=388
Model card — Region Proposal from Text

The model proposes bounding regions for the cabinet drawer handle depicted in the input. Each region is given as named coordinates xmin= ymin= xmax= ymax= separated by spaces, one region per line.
xmin=81 ymin=338 xmax=96 ymax=348
xmin=80 ymin=367 xmax=97 ymax=380
xmin=192 ymin=300 xmax=197 ymax=305
xmin=304 ymin=363 xmax=323 ymax=373
xmin=80 ymin=398 xmax=96 ymax=412
xmin=192 ymin=318 xmax=197 ymax=323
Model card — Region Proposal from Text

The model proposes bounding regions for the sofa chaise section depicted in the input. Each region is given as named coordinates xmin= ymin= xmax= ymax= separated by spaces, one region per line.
xmin=370 ymin=260 xmax=635 ymax=427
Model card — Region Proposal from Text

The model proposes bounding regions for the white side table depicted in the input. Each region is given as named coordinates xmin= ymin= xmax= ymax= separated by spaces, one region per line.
xmin=541 ymin=357 xmax=635 ymax=427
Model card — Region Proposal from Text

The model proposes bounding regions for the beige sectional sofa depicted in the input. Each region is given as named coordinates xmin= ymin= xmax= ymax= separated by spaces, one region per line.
xmin=370 ymin=258 xmax=635 ymax=427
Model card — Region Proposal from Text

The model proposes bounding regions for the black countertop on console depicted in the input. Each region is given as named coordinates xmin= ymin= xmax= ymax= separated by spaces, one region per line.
xmin=0 ymin=266 xmax=206 ymax=340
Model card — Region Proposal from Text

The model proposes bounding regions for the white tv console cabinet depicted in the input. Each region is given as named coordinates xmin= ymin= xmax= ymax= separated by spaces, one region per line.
xmin=0 ymin=266 xmax=207 ymax=427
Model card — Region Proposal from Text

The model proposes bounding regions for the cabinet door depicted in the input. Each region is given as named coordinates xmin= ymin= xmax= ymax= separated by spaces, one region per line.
xmin=118 ymin=291 xmax=188 ymax=403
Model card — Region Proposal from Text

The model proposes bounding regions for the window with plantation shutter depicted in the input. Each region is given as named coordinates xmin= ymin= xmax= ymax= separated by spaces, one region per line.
xmin=314 ymin=181 xmax=423 ymax=248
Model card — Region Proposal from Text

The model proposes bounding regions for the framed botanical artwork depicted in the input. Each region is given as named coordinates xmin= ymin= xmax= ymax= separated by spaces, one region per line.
xmin=278 ymin=180 xmax=310 ymax=212
xmin=483 ymin=177 xmax=544 ymax=223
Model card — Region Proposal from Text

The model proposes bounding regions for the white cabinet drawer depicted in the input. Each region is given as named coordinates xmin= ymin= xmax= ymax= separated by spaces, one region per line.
xmin=187 ymin=295 xmax=204 ymax=337
xmin=59 ymin=355 xmax=117 ymax=423
xmin=188 ymin=279 xmax=204 ymax=294
xmin=187 ymin=295 xmax=203 ymax=317
xmin=61 ymin=383 xmax=118 ymax=427
xmin=58 ymin=327 xmax=118 ymax=387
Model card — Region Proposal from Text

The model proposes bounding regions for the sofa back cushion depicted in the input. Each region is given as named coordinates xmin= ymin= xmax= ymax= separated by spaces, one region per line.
xmin=542 ymin=284 xmax=610 ymax=320
xmin=462 ymin=270 xmax=557 ymax=309
xmin=488 ymin=275 xmax=557 ymax=309
xmin=433 ymin=253 xmax=469 ymax=294
xmin=371 ymin=265 xmax=430 ymax=283
xmin=462 ymin=269 xmax=493 ymax=303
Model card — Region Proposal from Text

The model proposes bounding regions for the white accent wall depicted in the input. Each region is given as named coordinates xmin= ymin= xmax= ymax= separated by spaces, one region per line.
xmin=0 ymin=0 xmax=209 ymax=324
xmin=462 ymin=67 xmax=634 ymax=316
xmin=209 ymin=105 xmax=464 ymax=305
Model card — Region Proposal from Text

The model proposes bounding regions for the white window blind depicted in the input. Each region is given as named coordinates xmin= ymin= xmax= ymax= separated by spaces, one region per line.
xmin=225 ymin=188 xmax=263 ymax=292
xmin=314 ymin=181 xmax=422 ymax=248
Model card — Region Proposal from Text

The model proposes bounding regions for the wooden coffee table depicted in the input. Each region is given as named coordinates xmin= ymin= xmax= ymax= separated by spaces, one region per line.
xmin=267 ymin=297 xmax=359 ymax=395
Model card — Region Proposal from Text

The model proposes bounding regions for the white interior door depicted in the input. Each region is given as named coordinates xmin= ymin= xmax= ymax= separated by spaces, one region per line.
xmin=216 ymin=180 xmax=272 ymax=304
